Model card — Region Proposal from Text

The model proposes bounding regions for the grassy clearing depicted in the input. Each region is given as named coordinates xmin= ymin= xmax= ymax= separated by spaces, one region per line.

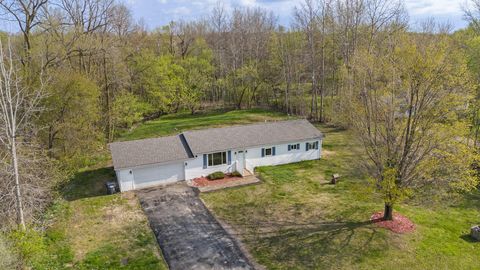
xmin=119 ymin=108 xmax=292 ymax=141
xmin=201 ymin=125 xmax=480 ymax=269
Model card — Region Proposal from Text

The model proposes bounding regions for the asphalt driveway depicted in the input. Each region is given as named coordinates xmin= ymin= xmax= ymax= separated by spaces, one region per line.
xmin=137 ymin=184 xmax=254 ymax=270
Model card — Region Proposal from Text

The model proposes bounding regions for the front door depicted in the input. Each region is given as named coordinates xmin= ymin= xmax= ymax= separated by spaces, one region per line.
xmin=236 ymin=151 xmax=245 ymax=174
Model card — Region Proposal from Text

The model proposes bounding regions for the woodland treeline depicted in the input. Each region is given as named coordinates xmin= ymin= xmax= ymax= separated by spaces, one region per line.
xmin=0 ymin=0 xmax=480 ymax=243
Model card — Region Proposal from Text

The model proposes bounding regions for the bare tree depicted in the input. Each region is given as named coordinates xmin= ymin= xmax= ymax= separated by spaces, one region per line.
xmin=464 ymin=0 xmax=480 ymax=32
xmin=0 ymin=40 xmax=44 ymax=229
xmin=0 ymin=0 xmax=48 ymax=63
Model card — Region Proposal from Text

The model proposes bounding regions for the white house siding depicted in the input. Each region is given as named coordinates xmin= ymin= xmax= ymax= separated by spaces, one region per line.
xmin=184 ymin=139 xmax=322 ymax=180
xmin=117 ymin=139 xmax=322 ymax=190
xmin=244 ymin=139 xmax=322 ymax=172
xmin=116 ymin=169 xmax=134 ymax=192
xmin=132 ymin=162 xmax=185 ymax=189
xmin=116 ymin=161 xmax=185 ymax=192
xmin=185 ymin=154 xmax=235 ymax=180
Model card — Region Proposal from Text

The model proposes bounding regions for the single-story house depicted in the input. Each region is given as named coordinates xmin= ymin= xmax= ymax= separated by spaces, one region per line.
xmin=109 ymin=119 xmax=323 ymax=192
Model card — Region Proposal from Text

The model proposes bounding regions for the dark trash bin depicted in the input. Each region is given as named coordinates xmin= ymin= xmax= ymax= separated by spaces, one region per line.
xmin=105 ymin=181 xmax=118 ymax=195
xmin=471 ymin=225 xmax=480 ymax=241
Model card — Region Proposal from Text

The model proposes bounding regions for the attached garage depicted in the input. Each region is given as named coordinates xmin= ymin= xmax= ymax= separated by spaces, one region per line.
xmin=132 ymin=162 xmax=185 ymax=189
xmin=109 ymin=134 xmax=193 ymax=192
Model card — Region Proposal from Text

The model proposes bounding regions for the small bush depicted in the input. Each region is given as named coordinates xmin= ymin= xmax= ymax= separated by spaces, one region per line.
xmin=231 ymin=171 xmax=243 ymax=177
xmin=208 ymin=171 xmax=225 ymax=180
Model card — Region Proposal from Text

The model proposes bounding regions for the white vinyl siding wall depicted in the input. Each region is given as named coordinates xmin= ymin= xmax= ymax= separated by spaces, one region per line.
xmin=115 ymin=161 xmax=185 ymax=192
xmin=244 ymin=139 xmax=322 ymax=172
xmin=185 ymin=154 xmax=234 ymax=180
xmin=184 ymin=139 xmax=322 ymax=180
xmin=117 ymin=138 xmax=322 ymax=190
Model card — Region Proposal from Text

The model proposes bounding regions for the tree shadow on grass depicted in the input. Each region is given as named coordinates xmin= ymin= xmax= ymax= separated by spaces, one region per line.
xmin=60 ymin=167 xmax=115 ymax=201
xmin=238 ymin=219 xmax=387 ymax=269
xmin=457 ymin=191 xmax=480 ymax=211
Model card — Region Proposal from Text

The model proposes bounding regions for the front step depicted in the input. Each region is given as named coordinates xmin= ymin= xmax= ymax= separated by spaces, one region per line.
xmin=242 ymin=169 xmax=253 ymax=176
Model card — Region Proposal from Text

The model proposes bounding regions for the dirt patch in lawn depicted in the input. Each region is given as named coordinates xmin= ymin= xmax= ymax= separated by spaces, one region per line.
xmin=370 ymin=211 xmax=415 ymax=234
xmin=322 ymin=149 xmax=336 ymax=157
xmin=69 ymin=193 xmax=152 ymax=261
xmin=102 ymin=194 xmax=144 ymax=226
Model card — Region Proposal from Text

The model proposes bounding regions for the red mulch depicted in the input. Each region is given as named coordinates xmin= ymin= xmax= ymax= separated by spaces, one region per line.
xmin=191 ymin=174 xmax=243 ymax=187
xmin=370 ymin=211 xmax=415 ymax=234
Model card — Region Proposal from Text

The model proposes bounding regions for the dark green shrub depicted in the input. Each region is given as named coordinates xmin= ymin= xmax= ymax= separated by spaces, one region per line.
xmin=231 ymin=171 xmax=243 ymax=177
xmin=208 ymin=171 xmax=225 ymax=180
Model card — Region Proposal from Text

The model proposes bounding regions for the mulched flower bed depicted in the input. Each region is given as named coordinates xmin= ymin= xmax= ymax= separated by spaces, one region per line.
xmin=370 ymin=211 xmax=415 ymax=234
xmin=191 ymin=174 xmax=243 ymax=187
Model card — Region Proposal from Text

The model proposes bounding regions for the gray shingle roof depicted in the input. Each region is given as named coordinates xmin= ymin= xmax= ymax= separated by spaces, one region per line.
xmin=183 ymin=119 xmax=323 ymax=154
xmin=109 ymin=135 xmax=192 ymax=169
xmin=109 ymin=119 xmax=323 ymax=169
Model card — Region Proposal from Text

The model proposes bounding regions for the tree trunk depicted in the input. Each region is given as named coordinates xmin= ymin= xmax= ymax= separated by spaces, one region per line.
xmin=383 ymin=203 xmax=393 ymax=221
xmin=12 ymin=136 xmax=26 ymax=230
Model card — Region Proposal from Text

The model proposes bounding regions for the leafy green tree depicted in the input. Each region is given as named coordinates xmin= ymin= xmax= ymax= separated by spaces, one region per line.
xmin=227 ymin=63 xmax=261 ymax=109
xmin=458 ymin=29 xmax=480 ymax=147
xmin=112 ymin=91 xmax=152 ymax=134
xmin=180 ymin=39 xmax=214 ymax=114
xmin=39 ymin=72 xmax=102 ymax=168
xmin=130 ymin=52 xmax=186 ymax=113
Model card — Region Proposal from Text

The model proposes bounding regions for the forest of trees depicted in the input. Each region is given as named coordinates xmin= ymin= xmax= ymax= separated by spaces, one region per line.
xmin=0 ymin=0 xmax=480 ymax=257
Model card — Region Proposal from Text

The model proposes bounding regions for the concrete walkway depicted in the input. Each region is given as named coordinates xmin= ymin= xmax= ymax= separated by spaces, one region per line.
xmin=137 ymin=184 xmax=254 ymax=270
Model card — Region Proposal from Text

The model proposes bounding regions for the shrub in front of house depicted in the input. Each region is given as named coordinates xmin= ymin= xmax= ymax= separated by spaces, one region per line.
xmin=231 ymin=171 xmax=242 ymax=177
xmin=208 ymin=171 xmax=225 ymax=180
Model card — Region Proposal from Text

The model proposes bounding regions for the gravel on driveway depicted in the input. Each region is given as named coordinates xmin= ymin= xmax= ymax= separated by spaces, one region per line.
xmin=137 ymin=183 xmax=254 ymax=270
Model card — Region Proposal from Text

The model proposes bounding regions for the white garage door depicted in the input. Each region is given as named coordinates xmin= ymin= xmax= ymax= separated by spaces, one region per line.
xmin=133 ymin=162 xmax=185 ymax=189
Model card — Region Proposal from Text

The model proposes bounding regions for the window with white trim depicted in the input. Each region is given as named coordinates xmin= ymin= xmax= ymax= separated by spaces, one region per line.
xmin=208 ymin=152 xmax=227 ymax=166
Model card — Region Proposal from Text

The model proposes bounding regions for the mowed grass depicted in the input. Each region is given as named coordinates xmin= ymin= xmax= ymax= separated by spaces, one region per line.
xmin=201 ymin=124 xmax=480 ymax=269
xmin=119 ymin=108 xmax=292 ymax=141
xmin=35 ymin=165 xmax=168 ymax=270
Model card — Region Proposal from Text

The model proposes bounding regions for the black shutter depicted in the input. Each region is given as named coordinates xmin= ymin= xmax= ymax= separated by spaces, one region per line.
xmin=203 ymin=154 xmax=207 ymax=169
xmin=315 ymin=141 xmax=319 ymax=149
xmin=305 ymin=142 xmax=309 ymax=151
xmin=261 ymin=148 xmax=265 ymax=157
xmin=297 ymin=143 xmax=300 ymax=149
xmin=227 ymin=151 xmax=232 ymax=165
xmin=288 ymin=145 xmax=291 ymax=151
xmin=272 ymin=147 xmax=276 ymax=156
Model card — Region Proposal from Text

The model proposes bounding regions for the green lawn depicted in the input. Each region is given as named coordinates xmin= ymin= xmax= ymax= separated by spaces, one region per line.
xmin=23 ymin=165 xmax=168 ymax=270
xmin=201 ymin=125 xmax=480 ymax=269
xmin=119 ymin=108 xmax=292 ymax=141
xmin=32 ymin=109 xmax=480 ymax=269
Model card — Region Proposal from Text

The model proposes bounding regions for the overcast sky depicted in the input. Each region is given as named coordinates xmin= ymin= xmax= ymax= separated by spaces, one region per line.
xmin=0 ymin=0 xmax=470 ymax=32
xmin=123 ymin=0 xmax=468 ymax=31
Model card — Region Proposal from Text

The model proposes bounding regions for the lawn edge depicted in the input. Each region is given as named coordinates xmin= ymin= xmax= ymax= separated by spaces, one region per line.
xmin=199 ymin=197 xmax=267 ymax=270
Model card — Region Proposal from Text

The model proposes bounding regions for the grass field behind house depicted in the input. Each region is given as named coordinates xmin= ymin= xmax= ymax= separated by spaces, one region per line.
xmin=28 ymin=108 xmax=480 ymax=269
xmin=119 ymin=108 xmax=293 ymax=141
